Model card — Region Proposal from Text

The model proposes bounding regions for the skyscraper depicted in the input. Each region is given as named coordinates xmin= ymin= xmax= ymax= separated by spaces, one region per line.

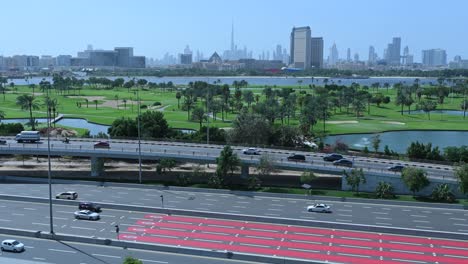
xmin=422 ymin=49 xmax=447 ymax=67
xmin=290 ymin=26 xmax=311 ymax=69
xmin=347 ymin=48 xmax=351 ymax=62
xmin=328 ymin=43 xmax=339 ymax=66
xmin=385 ymin=37 xmax=401 ymax=65
xmin=310 ymin=37 xmax=323 ymax=69
xmin=368 ymin=46 xmax=377 ymax=64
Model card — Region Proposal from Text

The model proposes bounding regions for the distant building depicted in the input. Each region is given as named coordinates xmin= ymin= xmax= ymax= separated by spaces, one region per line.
xmin=89 ymin=50 xmax=117 ymax=67
xmin=310 ymin=37 xmax=323 ymax=69
xmin=11 ymin=55 xmax=39 ymax=70
xmin=346 ymin=48 xmax=351 ymax=62
xmin=39 ymin=55 xmax=55 ymax=68
xmin=180 ymin=54 xmax=192 ymax=64
xmin=354 ymin=53 xmax=359 ymax=62
xmin=71 ymin=46 xmax=145 ymax=68
xmin=239 ymin=59 xmax=284 ymax=70
xmin=385 ymin=37 xmax=401 ymax=65
xmin=368 ymin=46 xmax=377 ymax=64
xmin=290 ymin=26 xmax=311 ymax=69
xmin=130 ymin=56 xmax=146 ymax=68
xmin=328 ymin=43 xmax=339 ymax=66
xmin=114 ymin=47 xmax=133 ymax=67
xmin=422 ymin=49 xmax=447 ymax=67
xmin=56 ymin=55 xmax=72 ymax=67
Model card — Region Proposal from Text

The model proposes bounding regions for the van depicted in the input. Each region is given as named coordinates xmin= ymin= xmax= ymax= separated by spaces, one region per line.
xmin=15 ymin=131 xmax=41 ymax=143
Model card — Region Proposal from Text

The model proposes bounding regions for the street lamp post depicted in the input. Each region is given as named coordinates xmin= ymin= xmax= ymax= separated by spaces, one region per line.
xmin=46 ymin=88 xmax=54 ymax=234
xmin=160 ymin=195 xmax=164 ymax=209
xmin=136 ymin=86 xmax=142 ymax=184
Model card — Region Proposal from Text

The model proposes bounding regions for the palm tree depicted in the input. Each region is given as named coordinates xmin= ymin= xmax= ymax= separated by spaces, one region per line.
xmin=44 ymin=97 xmax=59 ymax=127
xmin=93 ymin=99 xmax=99 ymax=110
xmin=176 ymin=91 xmax=182 ymax=109
xmin=29 ymin=84 xmax=37 ymax=96
xmin=0 ymin=110 xmax=5 ymax=121
xmin=16 ymin=94 xmax=40 ymax=130
xmin=122 ymin=99 xmax=127 ymax=110
xmin=84 ymin=98 xmax=89 ymax=108
xmin=114 ymin=94 xmax=119 ymax=109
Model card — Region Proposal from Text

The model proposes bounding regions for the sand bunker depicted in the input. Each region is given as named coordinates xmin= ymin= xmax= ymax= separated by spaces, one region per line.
xmin=381 ymin=121 xmax=405 ymax=125
xmin=326 ymin=121 xmax=359 ymax=124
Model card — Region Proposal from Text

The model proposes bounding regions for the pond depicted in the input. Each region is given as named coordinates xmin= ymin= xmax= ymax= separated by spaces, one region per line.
xmin=1 ymin=118 xmax=110 ymax=136
xmin=325 ymin=130 xmax=468 ymax=154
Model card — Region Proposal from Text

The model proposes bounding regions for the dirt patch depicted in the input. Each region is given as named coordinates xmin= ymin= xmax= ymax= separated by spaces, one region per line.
xmin=326 ymin=121 xmax=359 ymax=124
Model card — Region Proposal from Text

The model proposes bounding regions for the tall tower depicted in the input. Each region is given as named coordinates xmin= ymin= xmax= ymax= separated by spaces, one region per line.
xmin=231 ymin=21 xmax=235 ymax=52
xmin=290 ymin=26 xmax=311 ymax=69
xmin=347 ymin=48 xmax=351 ymax=62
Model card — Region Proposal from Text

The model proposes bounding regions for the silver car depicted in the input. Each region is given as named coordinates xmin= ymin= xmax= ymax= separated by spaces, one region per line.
xmin=307 ymin=203 xmax=332 ymax=213
xmin=1 ymin=239 xmax=25 ymax=252
xmin=74 ymin=210 xmax=100 ymax=220
xmin=243 ymin=147 xmax=260 ymax=155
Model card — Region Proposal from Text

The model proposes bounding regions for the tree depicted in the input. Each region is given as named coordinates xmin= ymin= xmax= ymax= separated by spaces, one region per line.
xmin=108 ymin=117 xmax=138 ymax=137
xmin=156 ymin=158 xmax=176 ymax=175
xmin=375 ymin=181 xmax=395 ymax=199
xmin=242 ymin=90 xmax=255 ymax=109
xmin=418 ymin=100 xmax=437 ymax=120
xmin=191 ymin=107 xmax=207 ymax=130
xmin=16 ymin=94 xmax=40 ymax=130
xmin=401 ymin=167 xmax=430 ymax=196
xmin=216 ymin=145 xmax=240 ymax=186
xmin=431 ymin=183 xmax=455 ymax=202
xmin=93 ymin=99 xmax=98 ymax=110
xmin=256 ymin=154 xmax=277 ymax=178
xmin=344 ymin=168 xmax=366 ymax=194
xmin=44 ymin=97 xmax=59 ymax=127
xmin=0 ymin=110 xmax=5 ymax=121
xmin=371 ymin=134 xmax=381 ymax=153
xmin=140 ymin=111 xmax=170 ymax=139
xmin=461 ymin=99 xmax=468 ymax=119
xmin=455 ymin=163 xmax=468 ymax=195
xmin=123 ymin=256 xmax=143 ymax=264
xmin=114 ymin=94 xmax=119 ymax=109
xmin=228 ymin=112 xmax=271 ymax=145
xmin=176 ymin=91 xmax=182 ymax=109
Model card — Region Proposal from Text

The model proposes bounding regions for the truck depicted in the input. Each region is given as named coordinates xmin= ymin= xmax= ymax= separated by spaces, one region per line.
xmin=15 ymin=131 xmax=41 ymax=143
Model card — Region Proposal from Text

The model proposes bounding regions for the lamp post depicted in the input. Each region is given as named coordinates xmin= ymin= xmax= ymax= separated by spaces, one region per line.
xmin=160 ymin=195 xmax=164 ymax=209
xmin=206 ymin=89 xmax=210 ymax=145
xmin=135 ymin=84 xmax=142 ymax=184
xmin=46 ymin=87 xmax=54 ymax=234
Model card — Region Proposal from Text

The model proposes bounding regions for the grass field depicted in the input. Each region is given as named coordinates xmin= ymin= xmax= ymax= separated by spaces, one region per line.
xmin=0 ymin=84 xmax=467 ymax=135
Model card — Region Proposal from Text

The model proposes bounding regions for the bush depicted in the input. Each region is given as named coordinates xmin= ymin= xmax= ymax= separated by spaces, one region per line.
xmin=431 ymin=183 xmax=456 ymax=203
xmin=0 ymin=123 xmax=24 ymax=135
xmin=175 ymin=174 xmax=192 ymax=186
xmin=140 ymin=104 xmax=148 ymax=109
xmin=375 ymin=181 xmax=395 ymax=199
xmin=152 ymin=102 xmax=162 ymax=106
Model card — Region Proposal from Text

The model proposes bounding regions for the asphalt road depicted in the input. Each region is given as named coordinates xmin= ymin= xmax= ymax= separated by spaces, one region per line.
xmin=0 ymin=234 xmax=263 ymax=264
xmin=0 ymin=183 xmax=467 ymax=234
xmin=0 ymin=138 xmax=455 ymax=180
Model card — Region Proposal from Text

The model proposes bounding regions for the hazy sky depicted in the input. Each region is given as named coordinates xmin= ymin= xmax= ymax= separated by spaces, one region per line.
xmin=1 ymin=0 xmax=467 ymax=61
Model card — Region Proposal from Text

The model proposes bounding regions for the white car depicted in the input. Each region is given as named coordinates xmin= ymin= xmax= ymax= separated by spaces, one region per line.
xmin=307 ymin=203 xmax=332 ymax=213
xmin=56 ymin=191 xmax=78 ymax=200
xmin=243 ymin=148 xmax=260 ymax=155
xmin=74 ymin=210 xmax=100 ymax=220
xmin=1 ymin=239 xmax=25 ymax=252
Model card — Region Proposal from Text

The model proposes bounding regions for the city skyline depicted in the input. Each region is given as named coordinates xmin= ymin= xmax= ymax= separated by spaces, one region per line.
xmin=0 ymin=0 xmax=467 ymax=62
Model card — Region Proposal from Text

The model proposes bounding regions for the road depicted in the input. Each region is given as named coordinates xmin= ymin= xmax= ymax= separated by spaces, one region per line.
xmin=0 ymin=138 xmax=456 ymax=180
xmin=0 ymin=201 xmax=467 ymax=264
xmin=0 ymin=234 xmax=263 ymax=264
xmin=0 ymin=183 xmax=467 ymax=234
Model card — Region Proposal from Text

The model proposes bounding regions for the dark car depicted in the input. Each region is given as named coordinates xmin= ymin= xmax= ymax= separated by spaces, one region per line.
xmin=323 ymin=153 xmax=344 ymax=162
xmin=333 ymin=159 xmax=353 ymax=167
xmin=0 ymin=139 xmax=6 ymax=145
xmin=388 ymin=165 xmax=405 ymax=172
xmin=287 ymin=154 xmax=306 ymax=162
xmin=94 ymin=141 xmax=110 ymax=149
xmin=79 ymin=202 xmax=101 ymax=212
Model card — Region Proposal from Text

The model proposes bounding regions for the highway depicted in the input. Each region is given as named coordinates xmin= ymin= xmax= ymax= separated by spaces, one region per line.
xmin=0 ymin=138 xmax=456 ymax=180
xmin=0 ymin=200 xmax=466 ymax=263
xmin=0 ymin=234 xmax=263 ymax=264
xmin=0 ymin=183 xmax=467 ymax=234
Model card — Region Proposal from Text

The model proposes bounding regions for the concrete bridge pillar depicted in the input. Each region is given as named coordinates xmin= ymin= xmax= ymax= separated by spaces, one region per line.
xmin=241 ymin=163 xmax=249 ymax=179
xmin=91 ymin=157 xmax=105 ymax=177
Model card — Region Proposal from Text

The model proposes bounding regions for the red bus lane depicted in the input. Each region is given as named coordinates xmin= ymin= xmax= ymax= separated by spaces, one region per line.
xmin=118 ymin=214 xmax=468 ymax=264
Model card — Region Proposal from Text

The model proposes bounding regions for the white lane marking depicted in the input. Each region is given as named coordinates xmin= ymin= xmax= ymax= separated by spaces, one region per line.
xmin=71 ymin=226 xmax=96 ymax=231
xmin=294 ymin=232 xmax=324 ymax=237
xmin=236 ymin=201 xmax=250 ymax=204
xmin=271 ymin=204 xmax=284 ymax=207
xmin=372 ymin=212 xmax=388 ymax=215
xmin=244 ymin=235 xmax=275 ymax=240
xmin=57 ymin=211 xmax=72 ymax=214
xmin=390 ymin=249 xmax=425 ymax=255
xmin=453 ymin=223 xmax=468 ymax=227
xmin=376 ymin=222 xmax=393 ymax=226
xmin=200 ymin=203 xmax=214 ymax=206
xmin=33 ymin=258 xmax=46 ymax=261
xmin=265 ymin=213 xmax=280 ymax=216
xmin=389 ymin=241 xmax=423 ymax=246
xmin=338 ymin=214 xmax=352 ymax=217
xmin=24 ymin=246 xmax=35 ymax=249
xmin=239 ymin=243 xmax=272 ymax=248
xmin=443 ymin=212 xmax=453 ymax=215
xmin=249 ymin=228 xmax=279 ymax=233
xmin=441 ymin=245 xmax=468 ymax=251
xmin=450 ymin=218 xmax=466 ymax=221
xmin=340 ymin=236 xmax=372 ymax=241
xmin=337 ymin=253 xmax=371 ymax=258
xmin=290 ymin=240 xmax=322 ymax=245
xmin=337 ymin=209 xmax=352 ymax=212
xmin=12 ymin=213 xmax=24 ymax=216
xmin=381 ymin=208 xmax=391 ymax=210
xmin=194 ymin=238 xmax=224 ymax=243
xmin=376 ymin=217 xmax=392 ymax=220
xmin=207 ymin=224 xmax=236 ymax=229
xmin=48 ymin=248 xmax=76 ymax=254
xmin=287 ymin=248 xmax=320 ymax=253
xmin=0 ymin=219 xmax=11 ymax=222
xmin=267 ymin=208 xmax=282 ymax=211
xmin=195 ymin=208 xmax=210 ymax=211
xmin=343 ymin=205 xmax=353 ymax=207
xmin=46 ymin=217 xmax=68 ymax=220
xmin=415 ymin=226 xmax=433 ymax=229
xmin=139 ymin=259 xmax=169 ymax=263
xmin=92 ymin=254 xmax=121 ymax=259
xmin=413 ymin=220 xmax=430 ymax=223
xmin=410 ymin=215 xmax=427 ymax=218
xmin=402 ymin=209 xmax=411 ymax=212
xmin=391 ymin=258 xmax=427 ymax=263
xmin=200 ymin=231 xmax=231 ymax=236
xmin=205 ymin=199 xmax=218 ymax=202
xmin=335 ymin=219 xmax=352 ymax=222
xmin=443 ymin=254 xmax=468 ymax=259
xmin=147 ymin=234 xmax=179 ymax=239
xmin=24 ymin=208 xmax=37 ymax=210
xmin=226 ymin=210 xmax=240 ymax=213
xmin=340 ymin=244 xmax=373 ymax=249
xmin=233 ymin=206 xmax=246 ymax=208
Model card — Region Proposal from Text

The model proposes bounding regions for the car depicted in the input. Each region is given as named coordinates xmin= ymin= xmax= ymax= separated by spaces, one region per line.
xmin=79 ymin=202 xmax=101 ymax=212
xmin=243 ymin=147 xmax=260 ymax=155
xmin=0 ymin=139 xmax=6 ymax=145
xmin=323 ymin=153 xmax=344 ymax=162
xmin=333 ymin=159 xmax=353 ymax=167
xmin=74 ymin=210 xmax=100 ymax=220
xmin=1 ymin=239 xmax=25 ymax=252
xmin=55 ymin=191 xmax=78 ymax=200
xmin=287 ymin=154 xmax=306 ymax=162
xmin=388 ymin=165 xmax=405 ymax=172
xmin=307 ymin=204 xmax=331 ymax=213
xmin=94 ymin=141 xmax=110 ymax=149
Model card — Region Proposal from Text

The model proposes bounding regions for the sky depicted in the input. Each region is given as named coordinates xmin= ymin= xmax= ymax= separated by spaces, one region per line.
xmin=0 ymin=0 xmax=467 ymax=62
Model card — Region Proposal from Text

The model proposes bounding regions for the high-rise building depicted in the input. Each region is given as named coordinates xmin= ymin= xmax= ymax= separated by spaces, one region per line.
xmin=114 ymin=47 xmax=134 ymax=67
xmin=354 ymin=53 xmax=359 ymax=62
xmin=290 ymin=26 xmax=311 ymax=69
xmin=422 ymin=49 xmax=447 ymax=67
xmin=385 ymin=37 xmax=401 ymax=65
xmin=274 ymin=44 xmax=283 ymax=61
xmin=56 ymin=55 xmax=72 ymax=67
xmin=346 ymin=48 xmax=351 ymax=62
xmin=310 ymin=37 xmax=323 ymax=69
xmin=368 ymin=46 xmax=377 ymax=64
xmin=328 ymin=43 xmax=339 ymax=66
